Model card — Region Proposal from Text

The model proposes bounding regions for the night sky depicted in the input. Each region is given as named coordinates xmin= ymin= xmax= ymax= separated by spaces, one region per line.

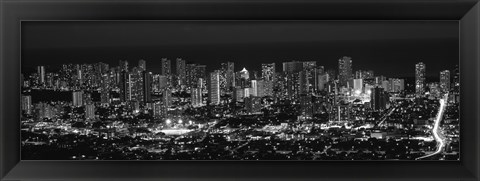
xmin=22 ymin=21 xmax=459 ymax=78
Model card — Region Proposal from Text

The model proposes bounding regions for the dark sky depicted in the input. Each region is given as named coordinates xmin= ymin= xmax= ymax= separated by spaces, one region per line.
xmin=22 ymin=21 xmax=459 ymax=78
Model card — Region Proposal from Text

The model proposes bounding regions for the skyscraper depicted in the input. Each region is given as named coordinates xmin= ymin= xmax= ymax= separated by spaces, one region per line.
xmin=119 ymin=60 xmax=129 ymax=71
xmin=85 ymin=104 xmax=95 ymax=119
xmin=415 ymin=62 xmax=426 ymax=96
xmin=371 ymin=87 xmax=387 ymax=111
xmin=191 ymin=88 xmax=203 ymax=107
xmin=355 ymin=70 xmax=374 ymax=79
xmin=163 ymin=89 xmax=172 ymax=107
xmin=161 ymin=58 xmax=172 ymax=76
xmin=138 ymin=59 xmax=146 ymax=71
xmin=388 ymin=78 xmax=405 ymax=93
xmin=22 ymin=95 xmax=32 ymax=114
xmin=440 ymin=70 xmax=450 ymax=94
xmin=209 ymin=71 xmax=221 ymax=105
xmin=225 ymin=62 xmax=235 ymax=89
xmin=240 ymin=68 xmax=249 ymax=80
xmin=72 ymin=91 xmax=84 ymax=107
xmin=143 ymin=72 xmax=152 ymax=103
xmin=261 ymin=63 xmax=276 ymax=81
xmin=338 ymin=56 xmax=353 ymax=88
xmin=119 ymin=70 xmax=130 ymax=102
xmin=353 ymin=79 xmax=363 ymax=93
xmin=37 ymin=66 xmax=46 ymax=85
xmin=282 ymin=61 xmax=303 ymax=73
xmin=176 ymin=58 xmax=186 ymax=86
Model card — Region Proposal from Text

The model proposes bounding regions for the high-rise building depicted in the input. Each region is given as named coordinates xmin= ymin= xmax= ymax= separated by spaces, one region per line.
xmin=299 ymin=70 xmax=309 ymax=94
xmin=85 ymin=104 xmax=95 ymax=119
xmin=163 ymin=89 xmax=172 ymax=107
xmin=37 ymin=66 xmax=46 ymax=84
xmin=300 ymin=94 xmax=313 ymax=118
xmin=440 ymin=70 xmax=450 ymax=94
xmin=251 ymin=80 xmax=265 ymax=97
xmin=317 ymin=73 xmax=328 ymax=91
xmin=263 ymin=80 xmax=273 ymax=97
xmin=128 ymin=67 xmax=144 ymax=102
xmin=161 ymin=58 xmax=171 ymax=76
xmin=225 ymin=62 xmax=235 ymax=88
xmin=119 ymin=60 xmax=129 ymax=71
xmin=153 ymin=102 xmax=163 ymax=118
xmin=388 ymin=78 xmax=405 ymax=93
xmin=119 ymin=71 xmax=130 ymax=102
xmin=261 ymin=63 xmax=276 ymax=81
xmin=326 ymin=69 xmax=336 ymax=82
xmin=158 ymin=75 xmax=168 ymax=90
xmin=338 ymin=56 xmax=353 ymax=88
xmin=282 ymin=61 xmax=303 ymax=73
xmin=191 ymin=88 xmax=203 ymax=107
xmin=22 ymin=95 xmax=32 ymax=114
xmin=353 ymin=79 xmax=363 ymax=93
xmin=453 ymin=64 xmax=460 ymax=93
xmin=355 ymin=70 xmax=374 ymax=79
xmin=209 ymin=71 xmax=221 ymax=105
xmin=143 ymin=72 xmax=152 ymax=103
xmin=219 ymin=62 xmax=235 ymax=94
xmin=186 ymin=64 xmax=207 ymax=89
xmin=240 ymin=68 xmax=249 ymax=80
xmin=251 ymin=80 xmax=258 ymax=97
xmin=415 ymin=62 xmax=426 ymax=96
xmin=176 ymin=58 xmax=186 ymax=86
xmin=371 ymin=87 xmax=388 ymax=111
xmin=138 ymin=59 xmax=146 ymax=71
xmin=382 ymin=80 xmax=390 ymax=92
xmin=428 ymin=82 xmax=441 ymax=97
xmin=72 ymin=91 xmax=84 ymax=107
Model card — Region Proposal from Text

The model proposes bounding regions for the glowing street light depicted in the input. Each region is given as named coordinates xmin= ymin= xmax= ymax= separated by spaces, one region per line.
xmin=166 ymin=119 xmax=172 ymax=124
xmin=178 ymin=119 xmax=183 ymax=124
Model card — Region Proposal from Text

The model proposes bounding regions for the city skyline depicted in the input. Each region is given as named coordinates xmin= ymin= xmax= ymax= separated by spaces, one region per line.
xmin=20 ymin=21 xmax=460 ymax=161
xmin=22 ymin=21 xmax=458 ymax=77
xmin=21 ymin=57 xmax=460 ymax=160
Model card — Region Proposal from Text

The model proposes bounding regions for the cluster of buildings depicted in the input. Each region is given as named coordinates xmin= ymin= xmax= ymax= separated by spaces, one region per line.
xmin=20 ymin=56 xmax=460 ymax=160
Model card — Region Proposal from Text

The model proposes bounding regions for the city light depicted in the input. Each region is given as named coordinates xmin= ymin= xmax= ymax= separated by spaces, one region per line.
xmin=354 ymin=90 xmax=361 ymax=95
xmin=20 ymin=57 xmax=460 ymax=161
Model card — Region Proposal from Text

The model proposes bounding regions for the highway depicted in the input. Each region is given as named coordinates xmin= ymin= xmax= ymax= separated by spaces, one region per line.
xmin=416 ymin=93 xmax=449 ymax=160
xmin=376 ymin=106 xmax=396 ymax=127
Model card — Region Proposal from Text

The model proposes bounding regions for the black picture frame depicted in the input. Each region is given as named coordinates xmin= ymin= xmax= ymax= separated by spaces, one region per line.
xmin=1 ymin=0 xmax=479 ymax=180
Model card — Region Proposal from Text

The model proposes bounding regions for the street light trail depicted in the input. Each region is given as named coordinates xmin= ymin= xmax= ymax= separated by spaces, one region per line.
xmin=377 ymin=106 xmax=396 ymax=127
xmin=416 ymin=93 xmax=448 ymax=160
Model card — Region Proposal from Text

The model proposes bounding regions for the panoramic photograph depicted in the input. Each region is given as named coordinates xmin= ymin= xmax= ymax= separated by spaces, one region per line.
xmin=20 ymin=21 xmax=460 ymax=160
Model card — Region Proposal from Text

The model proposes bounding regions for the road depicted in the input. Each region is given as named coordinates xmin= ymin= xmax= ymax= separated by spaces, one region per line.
xmin=416 ymin=93 xmax=449 ymax=160
xmin=376 ymin=106 xmax=396 ymax=127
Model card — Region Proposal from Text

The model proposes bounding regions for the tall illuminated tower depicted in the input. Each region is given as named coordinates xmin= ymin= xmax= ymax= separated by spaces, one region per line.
xmin=37 ymin=66 xmax=46 ymax=84
xmin=415 ymin=62 xmax=426 ymax=96
xmin=440 ymin=70 xmax=450 ymax=94
xmin=338 ymin=56 xmax=353 ymax=88
xmin=161 ymin=58 xmax=171 ymax=76
xmin=176 ymin=58 xmax=186 ymax=86
xmin=209 ymin=70 xmax=221 ymax=105
xmin=226 ymin=62 xmax=235 ymax=88
xmin=240 ymin=68 xmax=249 ymax=80
xmin=262 ymin=63 xmax=276 ymax=81
xmin=143 ymin=72 xmax=152 ymax=103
